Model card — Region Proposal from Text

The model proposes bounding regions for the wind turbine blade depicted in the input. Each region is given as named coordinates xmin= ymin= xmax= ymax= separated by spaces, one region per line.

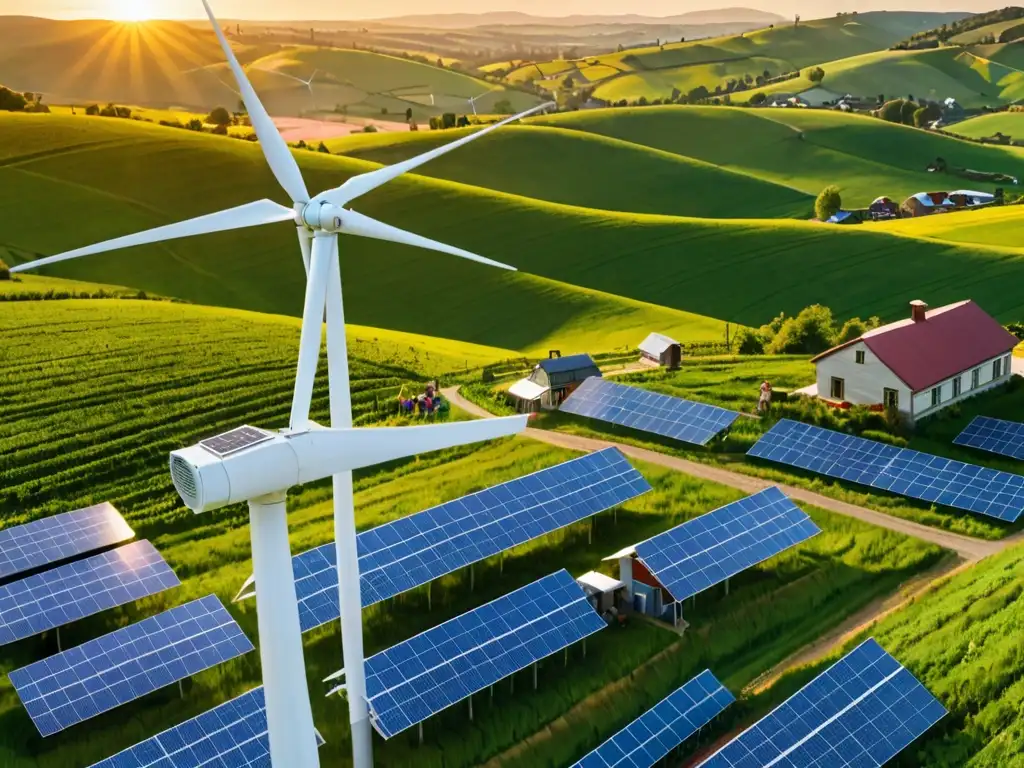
xmin=317 ymin=415 xmax=528 ymax=472
xmin=314 ymin=101 xmax=554 ymax=207
xmin=253 ymin=66 xmax=308 ymax=86
xmin=201 ymin=0 xmax=310 ymax=204
xmin=10 ymin=200 xmax=295 ymax=273
xmin=289 ymin=233 xmax=334 ymax=430
xmin=339 ymin=209 xmax=516 ymax=271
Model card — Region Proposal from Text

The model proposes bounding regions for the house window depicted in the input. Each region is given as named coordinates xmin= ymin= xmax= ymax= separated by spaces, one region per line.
xmin=855 ymin=350 xmax=865 ymax=365
xmin=931 ymin=387 xmax=941 ymax=408
xmin=994 ymin=358 xmax=1004 ymax=380
xmin=952 ymin=377 xmax=962 ymax=398
xmin=830 ymin=377 xmax=845 ymax=400
xmin=1005 ymin=355 xmax=1012 ymax=376
xmin=972 ymin=368 xmax=981 ymax=389
xmin=883 ymin=388 xmax=899 ymax=410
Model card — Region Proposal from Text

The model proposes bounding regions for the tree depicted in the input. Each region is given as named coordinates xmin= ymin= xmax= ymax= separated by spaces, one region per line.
xmin=900 ymin=99 xmax=919 ymax=125
xmin=750 ymin=92 xmax=767 ymax=106
xmin=0 ymin=257 xmax=10 ymax=281
xmin=836 ymin=316 xmax=881 ymax=344
xmin=913 ymin=103 xmax=941 ymax=127
xmin=186 ymin=118 xmax=204 ymax=131
xmin=317 ymin=141 xmax=330 ymax=153
xmin=206 ymin=106 xmax=232 ymax=126
xmin=211 ymin=123 xmax=228 ymax=135
xmin=405 ymin=107 xmax=413 ymax=121
xmin=878 ymin=99 xmax=908 ymax=123
xmin=562 ymin=75 xmax=575 ymax=90
xmin=767 ymin=305 xmax=837 ymax=354
xmin=806 ymin=67 xmax=826 ymax=83
xmin=457 ymin=115 xmax=470 ymax=127
xmin=0 ymin=86 xmax=27 ymax=112
xmin=815 ymin=185 xmax=842 ymax=220
xmin=442 ymin=112 xmax=456 ymax=129
xmin=493 ymin=99 xmax=513 ymax=114
xmin=734 ymin=327 xmax=766 ymax=354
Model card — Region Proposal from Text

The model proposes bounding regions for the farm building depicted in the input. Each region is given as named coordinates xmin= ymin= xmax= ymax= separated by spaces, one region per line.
xmin=869 ymin=197 xmax=900 ymax=220
xmin=507 ymin=353 xmax=601 ymax=412
xmin=901 ymin=191 xmax=956 ymax=217
xmin=638 ymin=332 xmax=681 ymax=368
xmin=576 ymin=571 xmax=627 ymax=616
xmin=796 ymin=86 xmax=844 ymax=106
xmin=603 ymin=546 xmax=684 ymax=628
xmin=948 ymin=189 xmax=998 ymax=208
xmin=810 ymin=300 xmax=1017 ymax=422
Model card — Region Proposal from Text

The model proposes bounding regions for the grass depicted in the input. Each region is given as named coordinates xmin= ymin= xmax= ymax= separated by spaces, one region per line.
xmin=325 ymin=124 xmax=813 ymax=218
xmin=518 ymin=355 xmax=1024 ymax=541
xmin=534 ymin=106 xmax=1024 ymax=206
xmin=743 ymin=543 xmax=1024 ymax=767
xmin=9 ymin=113 xmax=1024 ymax=347
xmin=947 ymin=110 xmax=1024 ymax=140
xmin=0 ymin=303 xmax=943 ymax=765
xmin=872 ymin=204 xmax=1024 ymax=247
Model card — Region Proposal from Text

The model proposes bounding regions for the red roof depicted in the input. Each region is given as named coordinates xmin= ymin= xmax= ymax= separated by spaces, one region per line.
xmin=813 ymin=301 xmax=1017 ymax=392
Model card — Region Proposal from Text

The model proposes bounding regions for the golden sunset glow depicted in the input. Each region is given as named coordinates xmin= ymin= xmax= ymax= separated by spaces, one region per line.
xmin=107 ymin=0 xmax=153 ymax=21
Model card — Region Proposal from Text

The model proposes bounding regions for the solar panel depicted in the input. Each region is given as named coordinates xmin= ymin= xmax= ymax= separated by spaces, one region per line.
xmin=269 ymin=448 xmax=650 ymax=633
xmin=0 ymin=540 xmax=180 ymax=646
xmin=199 ymin=426 xmax=273 ymax=457
xmin=9 ymin=595 xmax=254 ymax=736
xmin=634 ymin=487 xmax=820 ymax=603
xmin=571 ymin=670 xmax=734 ymax=768
xmin=561 ymin=377 xmax=740 ymax=446
xmin=954 ymin=415 xmax=1024 ymax=461
xmin=0 ymin=503 xmax=133 ymax=581
xmin=362 ymin=569 xmax=605 ymax=739
xmin=88 ymin=686 xmax=325 ymax=768
xmin=698 ymin=638 xmax=946 ymax=768
xmin=749 ymin=419 xmax=1024 ymax=522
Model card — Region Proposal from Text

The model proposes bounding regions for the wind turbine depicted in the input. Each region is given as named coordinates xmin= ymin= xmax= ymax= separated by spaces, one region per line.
xmin=255 ymin=66 xmax=320 ymax=109
xmin=10 ymin=1 xmax=553 ymax=765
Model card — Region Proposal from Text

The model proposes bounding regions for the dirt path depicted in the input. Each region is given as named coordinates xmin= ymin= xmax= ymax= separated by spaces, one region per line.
xmin=443 ymin=387 xmax=1007 ymax=561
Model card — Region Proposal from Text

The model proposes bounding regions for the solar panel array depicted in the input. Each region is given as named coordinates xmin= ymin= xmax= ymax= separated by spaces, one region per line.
xmin=0 ymin=540 xmax=180 ymax=646
xmin=571 ymin=670 xmax=734 ymax=768
xmin=9 ymin=595 xmax=254 ymax=736
xmin=276 ymin=448 xmax=650 ymax=632
xmin=635 ymin=487 xmax=820 ymax=602
xmin=200 ymin=426 xmax=273 ymax=457
xmin=954 ymin=415 xmax=1024 ymax=461
xmin=89 ymin=686 xmax=325 ymax=768
xmin=561 ymin=377 xmax=740 ymax=446
xmin=0 ymin=503 xmax=133 ymax=581
xmin=749 ymin=419 xmax=1024 ymax=522
xmin=362 ymin=569 xmax=605 ymax=739
xmin=698 ymin=638 xmax=946 ymax=768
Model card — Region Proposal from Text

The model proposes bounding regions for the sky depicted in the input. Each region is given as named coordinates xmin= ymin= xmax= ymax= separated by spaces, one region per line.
xmin=0 ymin=0 xmax=999 ymax=22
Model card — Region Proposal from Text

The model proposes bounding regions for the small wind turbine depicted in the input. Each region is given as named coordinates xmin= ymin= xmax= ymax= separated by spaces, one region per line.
xmin=11 ymin=1 xmax=552 ymax=766
xmin=467 ymin=94 xmax=483 ymax=115
xmin=255 ymin=66 xmax=320 ymax=109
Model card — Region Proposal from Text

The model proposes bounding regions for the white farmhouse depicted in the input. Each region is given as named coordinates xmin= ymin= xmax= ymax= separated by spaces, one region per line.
xmin=811 ymin=300 xmax=1017 ymax=422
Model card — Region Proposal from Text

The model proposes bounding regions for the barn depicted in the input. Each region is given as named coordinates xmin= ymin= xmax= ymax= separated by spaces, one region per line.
xmin=901 ymin=191 xmax=956 ymax=217
xmin=638 ymin=333 xmax=682 ymax=368
xmin=508 ymin=354 xmax=601 ymax=412
xmin=811 ymin=300 xmax=1017 ymax=422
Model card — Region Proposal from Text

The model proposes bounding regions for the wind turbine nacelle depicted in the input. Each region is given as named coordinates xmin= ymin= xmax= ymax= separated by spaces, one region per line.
xmin=169 ymin=416 xmax=528 ymax=513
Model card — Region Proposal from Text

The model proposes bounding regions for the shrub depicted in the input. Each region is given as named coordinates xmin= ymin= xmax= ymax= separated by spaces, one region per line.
xmin=836 ymin=316 xmax=880 ymax=343
xmin=0 ymin=257 xmax=10 ymax=280
xmin=85 ymin=104 xmax=100 ymax=116
xmin=206 ymin=106 xmax=232 ymax=126
xmin=815 ymin=185 xmax=842 ymax=220
xmin=211 ymin=123 xmax=228 ymax=135
xmin=878 ymin=99 xmax=909 ymax=123
xmin=362 ymin=125 xmax=378 ymax=133
xmin=316 ymin=141 xmax=330 ymax=153
xmin=0 ymin=86 xmax=28 ymax=112
xmin=900 ymin=99 xmax=919 ymax=125
xmin=734 ymin=327 xmax=766 ymax=354
xmin=442 ymin=112 xmax=456 ymax=129
xmin=749 ymin=92 xmax=767 ymax=106
xmin=185 ymin=118 xmax=204 ymax=131
xmin=806 ymin=66 xmax=826 ymax=83
xmin=767 ymin=305 xmax=837 ymax=354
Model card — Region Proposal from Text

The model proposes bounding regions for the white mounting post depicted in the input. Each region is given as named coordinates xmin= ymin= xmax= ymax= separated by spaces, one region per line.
xmin=249 ymin=492 xmax=320 ymax=768
xmin=724 ymin=578 xmax=730 ymax=596
xmin=468 ymin=695 xmax=474 ymax=722
xmin=324 ymin=246 xmax=374 ymax=768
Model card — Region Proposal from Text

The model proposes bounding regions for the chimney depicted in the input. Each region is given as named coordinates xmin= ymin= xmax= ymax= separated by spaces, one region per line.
xmin=910 ymin=300 xmax=928 ymax=323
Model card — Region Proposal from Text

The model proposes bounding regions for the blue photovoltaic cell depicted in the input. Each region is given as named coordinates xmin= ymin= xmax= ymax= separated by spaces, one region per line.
xmin=362 ymin=569 xmax=605 ymax=738
xmin=0 ymin=540 xmax=180 ymax=646
xmin=561 ymin=377 xmax=740 ymax=446
xmin=749 ymin=419 xmax=1024 ymax=522
xmin=9 ymin=595 xmax=254 ymax=736
xmin=954 ymin=415 xmax=1024 ymax=461
xmin=89 ymin=686 xmax=325 ymax=768
xmin=635 ymin=487 xmax=820 ymax=603
xmin=278 ymin=448 xmax=650 ymax=633
xmin=699 ymin=638 xmax=946 ymax=768
xmin=0 ymin=503 xmax=133 ymax=580
xmin=571 ymin=669 xmax=734 ymax=768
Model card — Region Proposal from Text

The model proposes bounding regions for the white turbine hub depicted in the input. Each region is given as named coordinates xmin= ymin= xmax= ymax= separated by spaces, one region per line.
xmin=301 ymin=202 xmax=346 ymax=232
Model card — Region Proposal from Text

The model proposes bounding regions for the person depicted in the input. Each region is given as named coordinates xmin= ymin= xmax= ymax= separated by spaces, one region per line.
xmin=758 ymin=380 xmax=772 ymax=414
xmin=422 ymin=396 xmax=433 ymax=414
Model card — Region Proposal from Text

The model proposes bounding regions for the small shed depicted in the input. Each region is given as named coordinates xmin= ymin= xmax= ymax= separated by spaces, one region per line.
xmin=576 ymin=571 xmax=627 ymax=615
xmin=638 ymin=332 xmax=682 ymax=369
xmin=901 ymin=191 xmax=956 ymax=218
xmin=508 ymin=353 xmax=601 ymax=412
xmin=869 ymin=196 xmax=900 ymax=220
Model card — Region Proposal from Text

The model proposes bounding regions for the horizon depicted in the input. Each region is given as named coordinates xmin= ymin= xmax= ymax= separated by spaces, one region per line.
xmin=0 ymin=1 xmax=995 ymax=23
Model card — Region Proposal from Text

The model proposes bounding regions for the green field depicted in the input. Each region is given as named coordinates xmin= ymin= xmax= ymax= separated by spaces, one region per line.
xmin=874 ymin=204 xmax=1024 ymax=247
xmin=950 ymin=17 xmax=1024 ymax=44
xmin=8 ymin=112 xmax=1024 ymax=344
xmin=946 ymin=110 xmax=1024 ymax=140
xmin=533 ymin=106 xmax=1024 ymax=206
xmin=326 ymin=124 xmax=813 ymax=218
xmin=748 ymin=543 xmax=1024 ymax=766
xmin=0 ymin=296 xmax=944 ymax=766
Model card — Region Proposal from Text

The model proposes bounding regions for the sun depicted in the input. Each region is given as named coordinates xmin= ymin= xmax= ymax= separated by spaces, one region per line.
xmin=107 ymin=0 xmax=154 ymax=22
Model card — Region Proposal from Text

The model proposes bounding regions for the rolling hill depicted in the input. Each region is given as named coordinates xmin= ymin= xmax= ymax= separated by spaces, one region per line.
xmin=5 ymin=112 xmax=1024 ymax=345
xmin=532 ymin=106 xmax=1024 ymax=206
xmin=872 ymin=203 xmax=1024 ymax=248
xmin=503 ymin=12 xmax=966 ymax=104
xmin=325 ymin=124 xmax=813 ymax=218
xmin=946 ymin=110 xmax=1024 ymax=139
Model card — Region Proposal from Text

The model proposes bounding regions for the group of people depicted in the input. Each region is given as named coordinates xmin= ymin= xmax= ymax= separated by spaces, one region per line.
xmin=400 ymin=384 xmax=449 ymax=416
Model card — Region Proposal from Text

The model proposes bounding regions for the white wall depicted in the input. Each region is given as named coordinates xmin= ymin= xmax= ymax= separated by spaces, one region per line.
xmin=911 ymin=353 xmax=1013 ymax=418
xmin=815 ymin=341 xmax=912 ymax=415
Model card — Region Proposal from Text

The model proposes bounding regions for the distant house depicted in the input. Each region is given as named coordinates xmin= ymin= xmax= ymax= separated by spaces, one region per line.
xmin=797 ymin=86 xmax=843 ymax=106
xmin=869 ymin=197 xmax=900 ymax=220
xmin=638 ymin=333 xmax=681 ymax=368
xmin=508 ymin=353 xmax=601 ymax=412
xmin=901 ymin=191 xmax=956 ymax=217
xmin=811 ymin=300 xmax=1017 ymax=422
